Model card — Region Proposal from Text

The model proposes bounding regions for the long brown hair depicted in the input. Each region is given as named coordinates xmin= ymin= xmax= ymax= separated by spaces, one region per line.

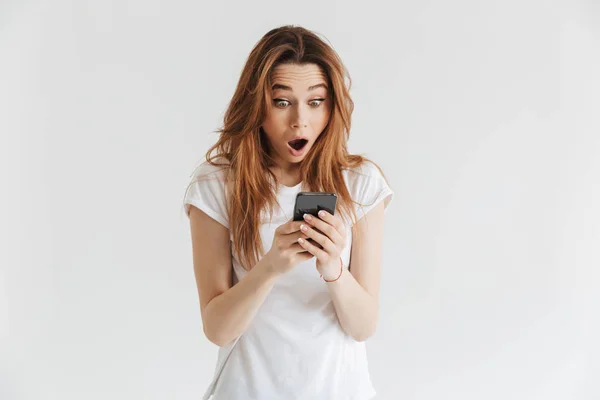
xmin=184 ymin=25 xmax=390 ymax=271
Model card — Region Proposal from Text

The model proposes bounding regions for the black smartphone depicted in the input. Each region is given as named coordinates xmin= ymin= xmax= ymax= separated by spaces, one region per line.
xmin=293 ymin=192 xmax=337 ymax=221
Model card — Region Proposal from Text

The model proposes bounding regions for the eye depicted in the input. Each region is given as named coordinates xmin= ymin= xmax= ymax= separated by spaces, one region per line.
xmin=309 ymin=98 xmax=326 ymax=107
xmin=273 ymin=99 xmax=290 ymax=108
xmin=272 ymin=98 xmax=326 ymax=108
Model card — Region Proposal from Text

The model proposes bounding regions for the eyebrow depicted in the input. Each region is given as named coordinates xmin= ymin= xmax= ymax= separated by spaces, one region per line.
xmin=271 ymin=83 xmax=328 ymax=92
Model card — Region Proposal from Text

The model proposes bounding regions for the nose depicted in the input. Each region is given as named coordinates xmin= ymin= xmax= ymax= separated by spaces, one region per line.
xmin=291 ymin=104 xmax=308 ymax=128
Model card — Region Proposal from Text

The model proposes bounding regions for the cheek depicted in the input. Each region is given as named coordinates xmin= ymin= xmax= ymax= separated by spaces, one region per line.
xmin=314 ymin=109 xmax=331 ymax=129
xmin=317 ymin=101 xmax=332 ymax=121
xmin=319 ymin=109 xmax=331 ymax=122
xmin=263 ymin=112 xmax=286 ymax=130
xmin=261 ymin=115 xmax=286 ymax=144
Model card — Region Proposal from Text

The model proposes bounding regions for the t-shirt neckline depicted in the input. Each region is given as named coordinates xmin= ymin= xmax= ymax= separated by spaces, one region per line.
xmin=277 ymin=180 xmax=303 ymax=194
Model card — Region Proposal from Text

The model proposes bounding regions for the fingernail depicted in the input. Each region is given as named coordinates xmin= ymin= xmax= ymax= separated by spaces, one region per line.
xmin=303 ymin=214 xmax=312 ymax=221
xmin=318 ymin=210 xmax=325 ymax=217
xmin=300 ymin=224 xmax=307 ymax=231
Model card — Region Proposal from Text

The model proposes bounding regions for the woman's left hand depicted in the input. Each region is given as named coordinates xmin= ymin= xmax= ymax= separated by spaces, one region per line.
xmin=297 ymin=210 xmax=346 ymax=280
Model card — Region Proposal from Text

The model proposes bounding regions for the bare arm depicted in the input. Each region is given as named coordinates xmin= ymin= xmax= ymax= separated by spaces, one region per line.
xmin=189 ymin=205 xmax=279 ymax=347
xmin=325 ymin=202 xmax=386 ymax=341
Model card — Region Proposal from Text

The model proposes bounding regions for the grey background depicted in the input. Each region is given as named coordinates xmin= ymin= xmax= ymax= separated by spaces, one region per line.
xmin=1 ymin=0 xmax=598 ymax=399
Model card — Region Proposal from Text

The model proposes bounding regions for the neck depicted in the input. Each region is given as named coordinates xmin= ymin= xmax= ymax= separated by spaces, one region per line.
xmin=270 ymin=165 xmax=302 ymax=186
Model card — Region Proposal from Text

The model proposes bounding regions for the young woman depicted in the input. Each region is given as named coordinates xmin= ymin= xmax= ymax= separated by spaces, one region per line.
xmin=183 ymin=25 xmax=394 ymax=400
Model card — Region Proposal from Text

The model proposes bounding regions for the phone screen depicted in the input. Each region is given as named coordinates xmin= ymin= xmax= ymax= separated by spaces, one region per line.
xmin=293 ymin=192 xmax=337 ymax=221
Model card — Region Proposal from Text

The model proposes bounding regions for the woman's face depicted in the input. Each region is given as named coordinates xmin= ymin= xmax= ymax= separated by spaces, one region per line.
xmin=261 ymin=63 xmax=332 ymax=173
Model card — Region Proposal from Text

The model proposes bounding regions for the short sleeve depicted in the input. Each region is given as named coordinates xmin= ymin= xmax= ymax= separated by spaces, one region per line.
xmin=349 ymin=161 xmax=394 ymax=224
xmin=183 ymin=163 xmax=229 ymax=229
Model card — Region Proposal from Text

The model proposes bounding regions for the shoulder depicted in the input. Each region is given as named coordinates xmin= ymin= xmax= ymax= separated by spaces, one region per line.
xmin=183 ymin=157 xmax=231 ymax=227
xmin=342 ymin=159 xmax=389 ymax=192
xmin=189 ymin=156 xmax=231 ymax=183
xmin=342 ymin=159 xmax=394 ymax=219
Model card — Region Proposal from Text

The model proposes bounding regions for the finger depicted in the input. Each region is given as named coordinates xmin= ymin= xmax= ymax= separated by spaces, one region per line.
xmin=302 ymin=214 xmax=343 ymax=247
xmin=304 ymin=237 xmax=323 ymax=249
xmin=281 ymin=231 xmax=309 ymax=247
xmin=279 ymin=220 xmax=305 ymax=235
xmin=300 ymin=223 xmax=336 ymax=254
xmin=284 ymin=229 xmax=315 ymax=250
xmin=298 ymin=251 xmax=315 ymax=262
xmin=289 ymin=242 xmax=312 ymax=254
xmin=316 ymin=210 xmax=345 ymax=233
xmin=276 ymin=240 xmax=312 ymax=254
xmin=297 ymin=237 xmax=327 ymax=259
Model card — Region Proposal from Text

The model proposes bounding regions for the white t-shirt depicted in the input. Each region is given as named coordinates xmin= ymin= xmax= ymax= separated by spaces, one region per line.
xmin=184 ymin=158 xmax=394 ymax=400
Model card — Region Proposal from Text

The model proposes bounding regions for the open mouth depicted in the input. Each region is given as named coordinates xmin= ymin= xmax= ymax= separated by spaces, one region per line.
xmin=288 ymin=138 xmax=308 ymax=151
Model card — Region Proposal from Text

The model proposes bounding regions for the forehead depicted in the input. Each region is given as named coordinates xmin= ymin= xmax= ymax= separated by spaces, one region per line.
xmin=270 ymin=63 xmax=328 ymax=91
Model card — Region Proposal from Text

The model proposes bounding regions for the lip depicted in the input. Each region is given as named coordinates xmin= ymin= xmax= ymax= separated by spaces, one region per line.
xmin=287 ymin=136 xmax=309 ymax=143
xmin=287 ymin=137 xmax=309 ymax=157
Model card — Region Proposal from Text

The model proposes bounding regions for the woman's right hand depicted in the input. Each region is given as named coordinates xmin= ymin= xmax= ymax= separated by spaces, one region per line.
xmin=263 ymin=218 xmax=315 ymax=276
